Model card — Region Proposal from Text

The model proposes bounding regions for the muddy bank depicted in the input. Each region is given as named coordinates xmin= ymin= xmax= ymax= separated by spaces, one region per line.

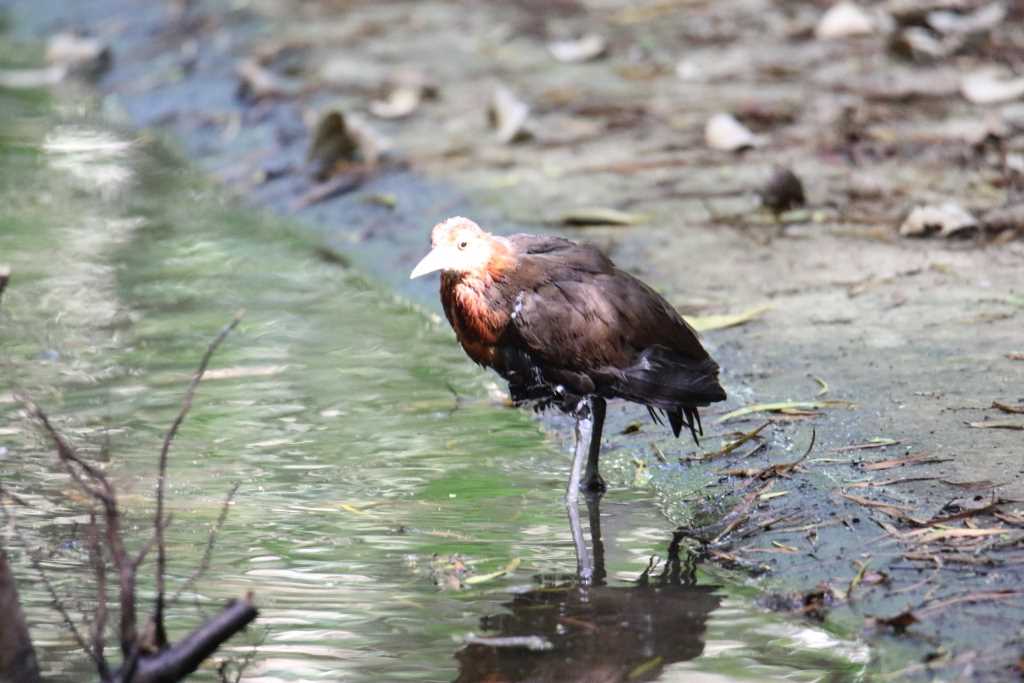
xmin=6 ymin=0 xmax=1024 ymax=678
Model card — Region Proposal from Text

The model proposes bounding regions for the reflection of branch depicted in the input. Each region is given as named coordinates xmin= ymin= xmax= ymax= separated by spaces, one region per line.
xmin=0 ymin=266 xmax=9 ymax=305
xmin=23 ymin=399 xmax=138 ymax=658
xmin=16 ymin=314 xmax=257 ymax=682
xmin=29 ymin=551 xmax=97 ymax=667
xmin=154 ymin=312 xmax=243 ymax=648
xmin=87 ymin=512 xmax=111 ymax=680
xmin=173 ymin=482 xmax=239 ymax=604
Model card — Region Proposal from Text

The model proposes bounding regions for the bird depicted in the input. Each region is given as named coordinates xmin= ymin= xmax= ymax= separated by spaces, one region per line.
xmin=410 ymin=217 xmax=726 ymax=503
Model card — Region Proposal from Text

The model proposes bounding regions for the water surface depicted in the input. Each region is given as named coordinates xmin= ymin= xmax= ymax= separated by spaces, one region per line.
xmin=0 ymin=51 xmax=871 ymax=682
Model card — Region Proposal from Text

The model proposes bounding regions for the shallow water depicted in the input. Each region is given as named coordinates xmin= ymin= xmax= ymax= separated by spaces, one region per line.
xmin=0 ymin=53 xmax=871 ymax=682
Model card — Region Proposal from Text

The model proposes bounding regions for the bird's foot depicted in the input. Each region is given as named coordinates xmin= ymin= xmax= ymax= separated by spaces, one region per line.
xmin=582 ymin=472 xmax=606 ymax=494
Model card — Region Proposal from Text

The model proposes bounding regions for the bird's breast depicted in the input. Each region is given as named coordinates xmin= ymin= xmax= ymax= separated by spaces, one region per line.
xmin=445 ymin=280 xmax=510 ymax=368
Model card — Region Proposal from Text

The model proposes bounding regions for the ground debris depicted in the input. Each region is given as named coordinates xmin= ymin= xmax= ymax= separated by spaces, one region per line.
xmin=236 ymin=57 xmax=303 ymax=101
xmin=867 ymin=610 xmax=918 ymax=634
xmin=961 ymin=68 xmax=1024 ymax=105
xmin=722 ymin=430 xmax=815 ymax=480
xmin=718 ymin=399 xmax=853 ymax=423
xmin=305 ymin=110 xmax=385 ymax=181
xmin=488 ymin=87 xmax=532 ymax=144
xmin=685 ymin=304 xmax=771 ymax=332
xmin=900 ymin=202 xmax=977 ymax=238
xmin=967 ymin=420 xmax=1024 ymax=431
xmin=46 ymin=32 xmax=111 ymax=80
xmin=992 ymin=401 xmax=1024 ymax=414
xmin=817 ymin=3 xmax=879 ymax=40
xmin=557 ymin=207 xmax=647 ymax=227
xmin=833 ymin=438 xmax=900 ymax=453
xmin=758 ymin=166 xmax=805 ymax=215
xmin=548 ymin=34 xmax=607 ymax=63
xmin=861 ymin=452 xmax=950 ymax=471
xmin=705 ymin=113 xmax=761 ymax=152
xmin=692 ymin=421 xmax=770 ymax=460
xmin=761 ymin=583 xmax=836 ymax=622
xmin=840 ymin=492 xmax=913 ymax=519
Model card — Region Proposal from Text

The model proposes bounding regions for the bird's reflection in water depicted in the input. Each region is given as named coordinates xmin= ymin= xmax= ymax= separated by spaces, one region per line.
xmin=454 ymin=496 xmax=722 ymax=683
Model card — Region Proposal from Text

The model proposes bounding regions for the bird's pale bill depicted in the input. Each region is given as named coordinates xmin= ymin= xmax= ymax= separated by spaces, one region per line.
xmin=409 ymin=245 xmax=452 ymax=279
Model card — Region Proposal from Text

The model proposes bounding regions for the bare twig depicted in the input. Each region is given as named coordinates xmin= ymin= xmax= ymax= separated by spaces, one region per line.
xmin=172 ymin=483 xmax=239 ymax=604
xmin=153 ymin=313 xmax=243 ymax=649
xmin=23 ymin=400 xmax=138 ymax=658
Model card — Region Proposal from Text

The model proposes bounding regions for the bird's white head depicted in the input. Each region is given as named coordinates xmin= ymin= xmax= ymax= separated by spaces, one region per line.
xmin=409 ymin=217 xmax=498 ymax=279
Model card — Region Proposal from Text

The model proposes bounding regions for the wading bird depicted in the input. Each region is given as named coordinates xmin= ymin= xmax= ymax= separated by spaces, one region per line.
xmin=410 ymin=217 xmax=726 ymax=504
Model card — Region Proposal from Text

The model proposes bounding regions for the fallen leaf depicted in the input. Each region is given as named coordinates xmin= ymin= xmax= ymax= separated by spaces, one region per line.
xmin=867 ymin=610 xmax=918 ymax=634
xmin=236 ymin=57 xmax=303 ymax=100
xmin=941 ymin=479 xmax=1000 ymax=491
xmin=961 ymin=69 xmax=1024 ymax=105
xmin=685 ymin=304 xmax=772 ymax=332
xmin=370 ymin=86 xmax=423 ymax=119
xmin=840 ymin=492 xmax=913 ymax=519
xmin=306 ymin=110 xmax=385 ymax=181
xmin=46 ymin=32 xmax=111 ymax=80
xmin=1009 ymin=352 xmax=1024 ymax=361
xmin=705 ymin=112 xmax=761 ymax=151
xmin=912 ymin=527 xmax=1009 ymax=545
xmin=968 ymin=420 xmax=1024 ymax=431
xmin=548 ymin=34 xmax=607 ymax=63
xmin=928 ymin=3 xmax=1006 ymax=35
xmin=862 ymin=453 xmax=950 ymax=471
xmin=812 ymin=376 xmax=829 ymax=397
xmin=724 ymin=430 xmax=815 ymax=480
xmin=816 ymin=2 xmax=876 ymax=40
xmin=697 ymin=421 xmax=770 ymax=459
xmin=718 ymin=400 xmax=853 ymax=423
xmin=992 ymin=401 xmax=1024 ymax=414
xmin=833 ymin=438 xmax=899 ymax=453
xmin=900 ymin=203 xmax=977 ymax=238
xmin=558 ymin=207 xmax=648 ymax=227
xmin=846 ymin=476 xmax=936 ymax=489
xmin=464 ymin=558 xmax=521 ymax=585
xmin=488 ymin=87 xmax=532 ymax=144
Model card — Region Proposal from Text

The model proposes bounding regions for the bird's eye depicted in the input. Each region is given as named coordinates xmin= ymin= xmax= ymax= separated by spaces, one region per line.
xmin=458 ymin=240 xmax=468 ymax=250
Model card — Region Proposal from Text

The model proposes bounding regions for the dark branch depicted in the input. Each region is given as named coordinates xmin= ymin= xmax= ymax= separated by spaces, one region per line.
xmin=0 ymin=265 xmax=9 ymax=305
xmin=153 ymin=312 xmax=243 ymax=649
xmin=116 ymin=596 xmax=257 ymax=683
xmin=0 ymin=548 xmax=41 ymax=683
xmin=172 ymin=483 xmax=239 ymax=604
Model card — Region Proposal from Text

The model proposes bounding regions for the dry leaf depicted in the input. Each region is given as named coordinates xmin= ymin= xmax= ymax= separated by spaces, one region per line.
xmin=236 ymin=58 xmax=304 ymax=100
xmin=968 ymin=420 xmax=1024 ymax=431
xmin=718 ymin=400 xmax=852 ymax=423
xmin=962 ymin=69 xmax=1024 ymax=105
xmin=992 ymin=401 xmax=1024 ymax=415
xmin=489 ymin=87 xmax=532 ymax=144
xmin=862 ymin=453 xmax=950 ymax=471
xmin=833 ymin=438 xmax=899 ymax=452
xmin=558 ymin=207 xmax=648 ymax=227
xmin=686 ymin=304 xmax=772 ymax=332
xmin=816 ymin=3 xmax=876 ymax=39
xmin=840 ymin=492 xmax=913 ymax=519
xmin=867 ymin=610 xmax=918 ymax=634
xmin=370 ymin=86 xmax=423 ymax=119
xmin=705 ymin=113 xmax=761 ymax=152
xmin=548 ymin=34 xmax=607 ymax=63
xmin=900 ymin=203 xmax=977 ymax=238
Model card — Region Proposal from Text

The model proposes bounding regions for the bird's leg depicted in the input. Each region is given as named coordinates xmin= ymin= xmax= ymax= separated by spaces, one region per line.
xmin=582 ymin=396 xmax=607 ymax=493
xmin=565 ymin=398 xmax=594 ymax=583
xmin=564 ymin=398 xmax=592 ymax=507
